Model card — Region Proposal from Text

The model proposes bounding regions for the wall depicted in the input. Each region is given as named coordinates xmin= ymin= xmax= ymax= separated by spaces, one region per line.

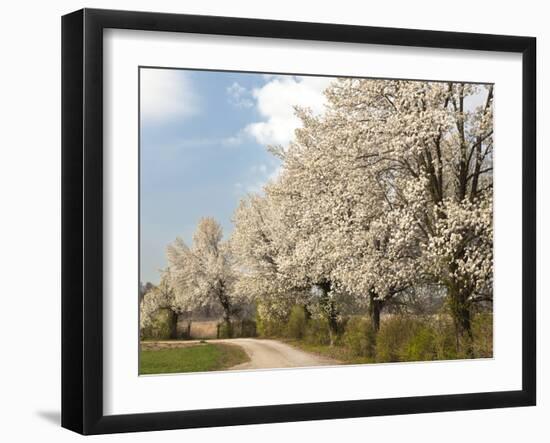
xmin=0 ymin=0 xmax=547 ymax=441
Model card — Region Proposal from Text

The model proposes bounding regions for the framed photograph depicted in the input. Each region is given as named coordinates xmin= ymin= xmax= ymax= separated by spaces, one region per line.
xmin=61 ymin=8 xmax=536 ymax=435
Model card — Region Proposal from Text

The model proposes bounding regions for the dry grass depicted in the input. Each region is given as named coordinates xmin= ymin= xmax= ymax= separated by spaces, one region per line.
xmin=190 ymin=320 xmax=219 ymax=338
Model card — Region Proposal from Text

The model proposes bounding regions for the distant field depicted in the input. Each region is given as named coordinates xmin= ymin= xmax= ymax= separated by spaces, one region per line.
xmin=139 ymin=342 xmax=249 ymax=374
xmin=189 ymin=320 xmax=218 ymax=338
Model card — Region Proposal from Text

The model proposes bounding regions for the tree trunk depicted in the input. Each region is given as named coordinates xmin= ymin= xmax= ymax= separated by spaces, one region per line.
xmin=327 ymin=305 xmax=338 ymax=347
xmin=222 ymin=307 xmax=232 ymax=338
xmin=456 ymin=302 xmax=473 ymax=356
xmin=372 ymin=301 xmax=381 ymax=333
xmin=369 ymin=289 xmax=384 ymax=332
xmin=448 ymin=286 xmax=473 ymax=357
xmin=318 ymin=281 xmax=338 ymax=346
xmin=218 ymin=284 xmax=233 ymax=338
xmin=169 ymin=310 xmax=178 ymax=339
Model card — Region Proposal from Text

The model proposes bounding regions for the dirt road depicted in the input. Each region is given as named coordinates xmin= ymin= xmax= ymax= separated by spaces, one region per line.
xmin=142 ymin=338 xmax=341 ymax=370
xmin=220 ymin=338 xmax=340 ymax=370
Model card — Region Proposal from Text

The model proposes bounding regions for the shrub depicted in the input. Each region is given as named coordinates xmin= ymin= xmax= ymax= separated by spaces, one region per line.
xmin=286 ymin=305 xmax=308 ymax=339
xmin=217 ymin=322 xmax=233 ymax=339
xmin=404 ymin=324 xmax=437 ymax=361
xmin=376 ymin=316 xmax=439 ymax=363
xmin=376 ymin=316 xmax=413 ymax=362
xmin=305 ymin=318 xmax=331 ymax=345
xmin=141 ymin=308 xmax=176 ymax=339
xmin=239 ymin=319 xmax=257 ymax=338
xmin=431 ymin=315 xmax=459 ymax=360
xmin=375 ymin=314 xmax=478 ymax=363
xmin=429 ymin=311 xmax=493 ymax=360
xmin=343 ymin=316 xmax=376 ymax=358
xmin=225 ymin=319 xmax=257 ymax=338
xmin=472 ymin=312 xmax=493 ymax=358
xmin=255 ymin=304 xmax=288 ymax=338
xmin=256 ymin=316 xmax=286 ymax=337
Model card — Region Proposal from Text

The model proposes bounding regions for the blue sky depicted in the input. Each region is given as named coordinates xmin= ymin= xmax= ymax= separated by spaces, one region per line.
xmin=140 ymin=68 xmax=331 ymax=283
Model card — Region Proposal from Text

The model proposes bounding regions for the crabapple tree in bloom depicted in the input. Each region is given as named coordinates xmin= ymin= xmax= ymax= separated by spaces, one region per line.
xmin=231 ymin=193 xmax=311 ymax=322
xmin=262 ymin=102 xmax=420 ymax=333
xmin=258 ymin=108 xmax=389 ymax=341
xmin=139 ymin=275 xmax=176 ymax=332
xmin=165 ymin=217 xmax=238 ymax=330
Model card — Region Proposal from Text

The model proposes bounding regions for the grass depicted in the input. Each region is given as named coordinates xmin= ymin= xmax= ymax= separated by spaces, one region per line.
xmin=285 ymin=340 xmax=373 ymax=365
xmin=139 ymin=342 xmax=249 ymax=375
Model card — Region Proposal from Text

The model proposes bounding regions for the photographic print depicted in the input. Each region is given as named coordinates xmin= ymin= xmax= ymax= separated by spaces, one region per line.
xmin=61 ymin=10 xmax=536 ymax=433
xmin=139 ymin=67 xmax=494 ymax=375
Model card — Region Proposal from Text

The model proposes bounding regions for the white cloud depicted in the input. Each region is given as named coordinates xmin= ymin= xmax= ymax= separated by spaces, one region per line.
xmin=148 ymin=133 xmax=245 ymax=152
xmin=221 ymin=131 xmax=246 ymax=147
xmin=140 ymin=69 xmax=199 ymax=123
xmin=250 ymin=164 xmax=268 ymax=174
xmin=235 ymin=162 xmax=282 ymax=196
xmin=245 ymin=76 xmax=332 ymax=146
xmin=226 ymin=82 xmax=254 ymax=108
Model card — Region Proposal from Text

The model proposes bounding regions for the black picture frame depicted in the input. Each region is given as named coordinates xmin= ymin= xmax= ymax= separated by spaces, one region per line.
xmin=61 ymin=8 xmax=536 ymax=435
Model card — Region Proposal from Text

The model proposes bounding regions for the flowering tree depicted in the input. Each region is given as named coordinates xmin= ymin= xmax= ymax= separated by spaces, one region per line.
xmin=260 ymin=107 xmax=383 ymax=342
xmin=139 ymin=276 xmax=176 ymax=333
xmin=231 ymin=193 xmax=311 ymax=321
xmin=261 ymin=101 xmax=418 ymax=334
xmin=139 ymin=281 xmax=155 ymax=303
xmin=239 ymin=78 xmax=493 ymax=348
xmin=425 ymin=194 xmax=493 ymax=339
xmin=166 ymin=217 xmax=238 ymax=332
xmin=318 ymin=78 xmax=493 ymax=344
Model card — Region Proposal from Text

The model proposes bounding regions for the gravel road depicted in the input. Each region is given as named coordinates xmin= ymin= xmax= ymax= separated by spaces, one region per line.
xmin=221 ymin=338 xmax=340 ymax=370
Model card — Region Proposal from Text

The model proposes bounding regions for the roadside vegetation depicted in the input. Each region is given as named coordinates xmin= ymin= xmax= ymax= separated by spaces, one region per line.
xmin=262 ymin=305 xmax=492 ymax=364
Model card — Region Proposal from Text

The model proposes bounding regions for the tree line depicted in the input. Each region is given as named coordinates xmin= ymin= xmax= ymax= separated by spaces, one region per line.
xmin=141 ymin=78 xmax=493 ymax=356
